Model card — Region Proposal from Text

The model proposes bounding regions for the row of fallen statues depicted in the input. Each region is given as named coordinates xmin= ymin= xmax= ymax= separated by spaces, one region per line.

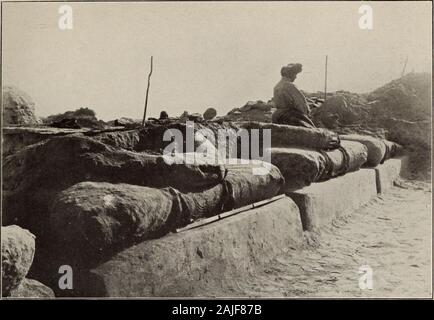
xmin=1 ymin=121 xmax=402 ymax=297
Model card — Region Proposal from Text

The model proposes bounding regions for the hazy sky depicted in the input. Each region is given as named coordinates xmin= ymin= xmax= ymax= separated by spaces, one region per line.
xmin=2 ymin=1 xmax=432 ymax=120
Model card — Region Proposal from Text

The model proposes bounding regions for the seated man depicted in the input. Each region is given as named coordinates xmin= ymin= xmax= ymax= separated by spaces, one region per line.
xmin=272 ymin=63 xmax=316 ymax=128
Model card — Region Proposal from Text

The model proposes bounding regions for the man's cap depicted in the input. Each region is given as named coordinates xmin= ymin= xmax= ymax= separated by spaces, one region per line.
xmin=281 ymin=63 xmax=303 ymax=77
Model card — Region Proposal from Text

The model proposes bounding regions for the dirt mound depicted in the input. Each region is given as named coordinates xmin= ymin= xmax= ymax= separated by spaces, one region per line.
xmin=310 ymin=73 xmax=430 ymax=149
xmin=368 ymin=72 xmax=431 ymax=121
xmin=312 ymin=73 xmax=430 ymax=129
xmin=309 ymin=73 xmax=431 ymax=180
xmin=368 ymin=73 xmax=431 ymax=151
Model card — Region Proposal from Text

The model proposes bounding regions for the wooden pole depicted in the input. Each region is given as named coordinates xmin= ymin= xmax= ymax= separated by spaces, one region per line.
xmin=142 ymin=56 xmax=154 ymax=127
xmin=324 ymin=55 xmax=328 ymax=101
xmin=401 ymin=55 xmax=408 ymax=77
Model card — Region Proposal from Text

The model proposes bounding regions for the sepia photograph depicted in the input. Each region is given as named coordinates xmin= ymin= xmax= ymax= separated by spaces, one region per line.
xmin=0 ymin=0 xmax=432 ymax=303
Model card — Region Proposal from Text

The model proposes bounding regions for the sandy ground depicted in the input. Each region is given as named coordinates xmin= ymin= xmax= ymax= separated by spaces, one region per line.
xmin=234 ymin=179 xmax=431 ymax=298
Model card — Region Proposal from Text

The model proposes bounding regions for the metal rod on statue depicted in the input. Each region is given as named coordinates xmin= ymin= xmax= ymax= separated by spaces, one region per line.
xmin=142 ymin=56 xmax=154 ymax=127
xmin=324 ymin=55 xmax=328 ymax=102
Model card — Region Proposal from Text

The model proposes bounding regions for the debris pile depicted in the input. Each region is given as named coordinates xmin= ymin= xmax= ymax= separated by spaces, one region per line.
xmin=43 ymin=107 xmax=108 ymax=129
xmin=311 ymin=92 xmax=371 ymax=128
xmin=106 ymin=117 xmax=142 ymax=129
xmin=179 ymin=111 xmax=204 ymax=122
xmin=223 ymin=100 xmax=275 ymax=122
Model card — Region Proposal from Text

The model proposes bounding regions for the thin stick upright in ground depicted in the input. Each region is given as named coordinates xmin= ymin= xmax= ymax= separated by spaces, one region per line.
xmin=324 ymin=55 xmax=328 ymax=102
xmin=142 ymin=56 xmax=154 ymax=127
xmin=401 ymin=55 xmax=408 ymax=77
